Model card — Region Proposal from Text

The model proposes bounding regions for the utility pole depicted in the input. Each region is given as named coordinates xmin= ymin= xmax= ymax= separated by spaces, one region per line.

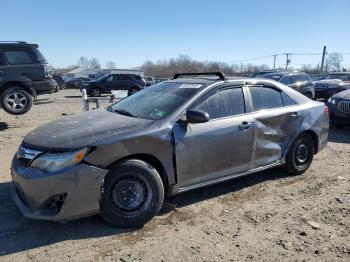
xmin=273 ymin=55 xmax=277 ymax=69
xmin=285 ymin=53 xmax=290 ymax=70
xmin=320 ymin=46 xmax=327 ymax=73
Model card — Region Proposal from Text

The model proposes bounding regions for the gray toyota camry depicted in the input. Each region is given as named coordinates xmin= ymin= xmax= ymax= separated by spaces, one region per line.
xmin=11 ymin=72 xmax=329 ymax=227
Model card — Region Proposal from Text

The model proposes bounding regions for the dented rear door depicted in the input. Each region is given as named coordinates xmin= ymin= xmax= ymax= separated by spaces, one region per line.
xmin=247 ymin=85 xmax=304 ymax=168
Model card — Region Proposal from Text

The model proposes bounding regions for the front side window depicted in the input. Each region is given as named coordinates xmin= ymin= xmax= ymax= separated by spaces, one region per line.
xmin=195 ymin=87 xmax=245 ymax=119
xmin=109 ymin=82 xmax=202 ymax=120
xmin=3 ymin=47 xmax=34 ymax=65
xmin=250 ymin=86 xmax=283 ymax=111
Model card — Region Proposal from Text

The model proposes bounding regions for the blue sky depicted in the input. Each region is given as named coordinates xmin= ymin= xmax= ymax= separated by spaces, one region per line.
xmin=1 ymin=0 xmax=349 ymax=69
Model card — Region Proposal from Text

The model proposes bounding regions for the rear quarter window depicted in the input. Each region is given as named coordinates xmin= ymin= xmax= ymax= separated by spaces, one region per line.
xmin=250 ymin=86 xmax=283 ymax=110
xmin=3 ymin=47 xmax=34 ymax=65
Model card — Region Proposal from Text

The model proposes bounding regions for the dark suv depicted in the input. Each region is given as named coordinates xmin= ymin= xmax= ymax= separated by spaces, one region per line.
xmin=0 ymin=41 xmax=56 ymax=114
xmin=82 ymin=74 xmax=146 ymax=97
xmin=258 ymin=72 xmax=315 ymax=99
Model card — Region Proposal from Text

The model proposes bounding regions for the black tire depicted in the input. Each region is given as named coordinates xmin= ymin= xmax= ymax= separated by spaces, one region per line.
xmin=128 ymin=87 xmax=139 ymax=96
xmin=283 ymin=133 xmax=314 ymax=175
xmin=100 ymin=159 xmax=164 ymax=228
xmin=0 ymin=87 xmax=33 ymax=115
xmin=336 ymin=124 xmax=344 ymax=130
xmin=305 ymin=92 xmax=313 ymax=99
xmin=90 ymin=87 xmax=102 ymax=97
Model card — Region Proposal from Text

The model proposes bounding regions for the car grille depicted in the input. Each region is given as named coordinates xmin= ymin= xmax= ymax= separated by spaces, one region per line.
xmin=338 ymin=101 xmax=350 ymax=114
xmin=16 ymin=146 xmax=42 ymax=166
xmin=315 ymin=84 xmax=328 ymax=89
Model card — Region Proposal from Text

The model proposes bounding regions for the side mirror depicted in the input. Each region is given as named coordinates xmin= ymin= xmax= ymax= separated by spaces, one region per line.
xmin=185 ymin=109 xmax=210 ymax=124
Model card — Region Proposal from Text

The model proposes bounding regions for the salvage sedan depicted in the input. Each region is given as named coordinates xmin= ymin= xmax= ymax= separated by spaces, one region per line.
xmin=11 ymin=72 xmax=329 ymax=227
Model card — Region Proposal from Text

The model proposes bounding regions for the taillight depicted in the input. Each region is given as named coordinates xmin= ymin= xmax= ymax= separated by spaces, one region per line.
xmin=324 ymin=105 xmax=329 ymax=113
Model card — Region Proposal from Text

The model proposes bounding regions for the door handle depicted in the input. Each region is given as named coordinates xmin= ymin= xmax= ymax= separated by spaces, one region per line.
xmin=290 ymin=112 xmax=299 ymax=117
xmin=239 ymin=121 xmax=252 ymax=131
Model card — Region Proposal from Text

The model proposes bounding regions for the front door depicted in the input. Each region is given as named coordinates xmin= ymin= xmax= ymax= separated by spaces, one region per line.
xmin=174 ymin=86 xmax=254 ymax=188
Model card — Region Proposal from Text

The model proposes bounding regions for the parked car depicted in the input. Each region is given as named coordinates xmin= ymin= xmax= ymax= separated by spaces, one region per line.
xmin=81 ymin=73 xmax=146 ymax=97
xmin=253 ymin=69 xmax=287 ymax=78
xmin=0 ymin=41 xmax=56 ymax=114
xmin=144 ymin=76 xmax=155 ymax=86
xmin=327 ymin=89 xmax=350 ymax=129
xmin=315 ymin=79 xmax=350 ymax=101
xmin=258 ymin=72 xmax=315 ymax=99
xmin=53 ymin=75 xmax=66 ymax=90
xmin=11 ymin=72 xmax=328 ymax=227
xmin=65 ymin=78 xmax=89 ymax=89
xmin=321 ymin=72 xmax=350 ymax=82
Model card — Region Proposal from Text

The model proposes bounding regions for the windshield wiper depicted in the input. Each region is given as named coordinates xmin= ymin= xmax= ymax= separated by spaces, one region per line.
xmin=113 ymin=109 xmax=135 ymax=118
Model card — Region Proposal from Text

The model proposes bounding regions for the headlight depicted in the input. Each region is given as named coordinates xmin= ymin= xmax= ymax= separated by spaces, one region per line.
xmin=30 ymin=148 xmax=87 ymax=173
xmin=327 ymin=98 xmax=337 ymax=104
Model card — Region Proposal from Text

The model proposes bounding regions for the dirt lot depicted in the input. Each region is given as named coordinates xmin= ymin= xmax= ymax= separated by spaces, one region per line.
xmin=0 ymin=89 xmax=349 ymax=261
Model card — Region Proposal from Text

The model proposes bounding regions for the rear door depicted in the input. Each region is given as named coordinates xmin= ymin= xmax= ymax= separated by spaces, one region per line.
xmin=247 ymin=85 xmax=303 ymax=168
xmin=174 ymin=85 xmax=254 ymax=188
xmin=117 ymin=74 xmax=133 ymax=90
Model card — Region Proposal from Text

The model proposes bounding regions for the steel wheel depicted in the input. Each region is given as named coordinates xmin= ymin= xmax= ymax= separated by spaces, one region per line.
xmin=111 ymin=176 xmax=151 ymax=215
xmin=294 ymin=143 xmax=309 ymax=166
xmin=100 ymin=159 xmax=164 ymax=227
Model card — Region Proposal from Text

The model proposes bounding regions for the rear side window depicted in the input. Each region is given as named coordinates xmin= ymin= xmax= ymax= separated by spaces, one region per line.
xmin=3 ymin=47 xmax=34 ymax=65
xmin=250 ymin=86 xmax=283 ymax=111
xmin=195 ymin=87 xmax=245 ymax=119
xmin=118 ymin=74 xmax=132 ymax=80
xmin=133 ymin=75 xmax=142 ymax=80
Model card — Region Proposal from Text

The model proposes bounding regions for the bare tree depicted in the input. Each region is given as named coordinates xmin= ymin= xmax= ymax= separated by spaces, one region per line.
xmin=89 ymin=58 xmax=101 ymax=70
xmin=105 ymin=61 xmax=116 ymax=69
xmin=77 ymin=56 xmax=89 ymax=69
xmin=327 ymin=53 xmax=343 ymax=71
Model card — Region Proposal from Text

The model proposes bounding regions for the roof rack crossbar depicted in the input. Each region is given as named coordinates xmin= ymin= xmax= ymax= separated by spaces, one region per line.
xmin=173 ymin=72 xmax=226 ymax=81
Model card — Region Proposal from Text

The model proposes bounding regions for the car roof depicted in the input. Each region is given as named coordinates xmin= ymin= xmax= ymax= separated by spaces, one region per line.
xmin=160 ymin=76 xmax=310 ymax=110
xmin=0 ymin=41 xmax=38 ymax=48
xmin=326 ymin=72 xmax=350 ymax=75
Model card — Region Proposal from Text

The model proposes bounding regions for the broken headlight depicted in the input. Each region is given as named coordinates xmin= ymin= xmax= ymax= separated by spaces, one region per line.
xmin=30 ymin=148 xmax=87 ymax=173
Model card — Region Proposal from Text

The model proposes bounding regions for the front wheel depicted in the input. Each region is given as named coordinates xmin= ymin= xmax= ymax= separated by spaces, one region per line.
xmin=100 ymin=159 xmax=164 ymax=228
xmin=0 ymin=87 xmax=33 ymax=115
xmin=283 ymin=133 xmax=314 ymax=175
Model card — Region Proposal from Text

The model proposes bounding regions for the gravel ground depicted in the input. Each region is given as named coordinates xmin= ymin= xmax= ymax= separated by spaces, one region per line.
xmin=0 ymin=89 xmax=349 ymax=262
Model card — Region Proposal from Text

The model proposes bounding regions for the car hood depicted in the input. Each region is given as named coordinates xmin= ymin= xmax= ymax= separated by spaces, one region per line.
xmin=333 ymin=89 xmax=350 ymax=100
xmin=22 ymin=109 xmax=154 ymax=150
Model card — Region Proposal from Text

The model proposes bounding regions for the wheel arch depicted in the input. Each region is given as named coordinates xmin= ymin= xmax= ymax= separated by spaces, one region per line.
xmin=0 ymin=81 xmax=35 ymax=97
xmin=302 ymin=130 xmax=319 ymax=154
xmin=105 ymin=153 xmax=169 ymax=193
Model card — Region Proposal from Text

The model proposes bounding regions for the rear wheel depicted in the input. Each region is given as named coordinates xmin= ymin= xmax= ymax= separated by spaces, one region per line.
xmin=90 ymin=87 xmax=102 ymax=97
xmin=283 ymin=133 xmax=314 ymax=175
xmin=100 ymin=159 xmax=164 ymax=228
xmin=0 ymin=87 xmax=33 ymax=115
xmin=128 ymin=87 xmax=139 ymax=96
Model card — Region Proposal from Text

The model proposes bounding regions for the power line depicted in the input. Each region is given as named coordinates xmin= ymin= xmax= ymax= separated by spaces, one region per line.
xmin=226 ymin=52 xmax=350 ymax=63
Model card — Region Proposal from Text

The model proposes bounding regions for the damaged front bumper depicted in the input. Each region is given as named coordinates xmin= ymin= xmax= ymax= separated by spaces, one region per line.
xmin=11 ymin=156 xmax=108 ymax=221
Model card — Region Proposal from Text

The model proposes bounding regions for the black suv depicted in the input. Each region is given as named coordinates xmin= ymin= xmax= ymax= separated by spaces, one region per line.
xmin=0 ymin=41 xmax=56 ymax=114
xmin=82 ymin=74 xmax=146 ymax=97
xmin=258 ymin=72 xmax=315 ymax=99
